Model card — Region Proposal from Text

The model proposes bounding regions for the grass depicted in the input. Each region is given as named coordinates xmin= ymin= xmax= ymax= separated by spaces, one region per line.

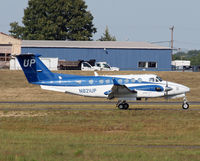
xmin=0 ymin=105 xmax=200 ymax=160
xmin=0 ymin=70 xmax=200 ymax=160
xmin=0 ymin=70 xmax=200 ymax=102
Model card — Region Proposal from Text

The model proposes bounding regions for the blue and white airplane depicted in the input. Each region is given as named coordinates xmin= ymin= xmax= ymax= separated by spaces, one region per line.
xmin=17 ymin=54 xmax=190 ymax=110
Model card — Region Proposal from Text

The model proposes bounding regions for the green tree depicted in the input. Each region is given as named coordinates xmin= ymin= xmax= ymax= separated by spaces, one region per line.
xmin=173 ymin=50 xmax=200 ymax=66
xmin=98 ymin=26 xmax=116 ymax=41
xmin=9 ymin=0 xmax=96 ymax=40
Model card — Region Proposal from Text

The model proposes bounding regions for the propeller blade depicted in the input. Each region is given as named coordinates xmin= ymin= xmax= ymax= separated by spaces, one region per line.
xmin=165 ymin=81 xmax=173 ymax=96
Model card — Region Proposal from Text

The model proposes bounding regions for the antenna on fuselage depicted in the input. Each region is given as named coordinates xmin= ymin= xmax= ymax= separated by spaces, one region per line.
xmin=94 ymin=72 xmax=99 ymax=76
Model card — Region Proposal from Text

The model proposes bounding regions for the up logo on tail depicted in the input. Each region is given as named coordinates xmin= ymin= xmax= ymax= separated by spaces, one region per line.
xmin=23 ymin=59 xmax=36 ymax=67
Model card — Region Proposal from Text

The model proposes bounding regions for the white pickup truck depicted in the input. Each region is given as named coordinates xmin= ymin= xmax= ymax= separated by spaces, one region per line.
xmin=59 ymin=60 xmax=119 ymax=71
xmin=81 ymin=62 xmax=100 ymax=71
xmin=95 ymin=62 xmax=120 ymax=71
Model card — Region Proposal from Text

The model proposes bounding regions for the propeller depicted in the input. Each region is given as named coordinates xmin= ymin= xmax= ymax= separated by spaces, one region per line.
xmin=165 ymin=81 xmax=173 ymax=98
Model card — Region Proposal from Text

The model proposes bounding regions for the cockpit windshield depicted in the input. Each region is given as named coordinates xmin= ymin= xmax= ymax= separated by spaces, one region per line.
xmin=156 ymin=76 xmax=162 ymax=82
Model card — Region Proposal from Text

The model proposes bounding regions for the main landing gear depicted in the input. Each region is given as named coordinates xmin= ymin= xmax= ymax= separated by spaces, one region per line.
xmin=116 ymin=100 xmax=129 ymax=110
xmin=182 ymin=97 xmax=189 ymax=110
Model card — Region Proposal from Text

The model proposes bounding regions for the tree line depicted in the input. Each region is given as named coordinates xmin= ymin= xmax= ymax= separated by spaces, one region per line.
xmin=9 ymin=0 xmax=116 ymax=41
xmin=173 ymin=50 xmax=200 ymax=66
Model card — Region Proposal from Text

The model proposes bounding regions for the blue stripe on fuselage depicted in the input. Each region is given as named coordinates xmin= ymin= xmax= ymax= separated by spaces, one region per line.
xmin=33 ymin=75 xmax=160 ymax=87
xmin=129 ymin=85 xmax=164 ymax=92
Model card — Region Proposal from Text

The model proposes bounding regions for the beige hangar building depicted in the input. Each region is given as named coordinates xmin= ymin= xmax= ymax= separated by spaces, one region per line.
xmin=0 ymin=32 xmax=21 ymax=62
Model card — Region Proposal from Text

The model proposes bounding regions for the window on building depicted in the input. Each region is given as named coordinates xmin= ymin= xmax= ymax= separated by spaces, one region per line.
xmin=138 ymin=61 xmax=157 ymax=68
xmin=138 ymin=62 xmax=146 ymax=68
xmin=148 ymin=62 xmax=157 ymax=68
xmin=0 ymin=53 xmax=11 ymax=61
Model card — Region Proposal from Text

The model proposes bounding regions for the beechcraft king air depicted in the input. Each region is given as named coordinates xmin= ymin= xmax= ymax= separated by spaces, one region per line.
xmin=17 ymin=54 xmax=190 ymax=110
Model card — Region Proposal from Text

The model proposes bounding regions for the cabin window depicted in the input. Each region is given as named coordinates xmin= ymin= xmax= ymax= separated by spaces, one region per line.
xmin=138 ymin=78 xmax=142 ymax=83
xmin=118 ymin=79 xmax=123 ymax=84
xmin=131 ymin=78 xmax=135 ymax=83
xmin=76 ymin=80 xmax=82 ymax=84
xmin=99 ymin=79 xmax=104 ymax=84
xmin=149 ymin=78 xmax=154 ymax=82
xmin=89 ymin=80 xmax=94 ymax=84
xmin=106 ymin=79 xmax=110 ymax=84
xmin=124 ymin=79 xmax=129 ymax=83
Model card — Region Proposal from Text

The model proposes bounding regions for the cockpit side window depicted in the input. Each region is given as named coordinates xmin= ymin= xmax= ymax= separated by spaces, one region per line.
xmin=149 ymin=78 xmax=154 ymax=82
xmin=156 ymin=76 xmax=162 ymax=82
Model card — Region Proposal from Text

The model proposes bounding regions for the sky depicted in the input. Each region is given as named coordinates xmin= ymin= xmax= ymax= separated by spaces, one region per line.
xmin=1 ymin=0 xmax=200 ymax=50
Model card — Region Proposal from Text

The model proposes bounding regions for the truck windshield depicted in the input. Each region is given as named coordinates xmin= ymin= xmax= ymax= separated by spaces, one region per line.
xmin=83 ymin=62 xmax=91 ymax=67
xmin=96 ymin=63 xmax=100 ymax=67
xmin=103 ymin=64 xmax=110 ymax=68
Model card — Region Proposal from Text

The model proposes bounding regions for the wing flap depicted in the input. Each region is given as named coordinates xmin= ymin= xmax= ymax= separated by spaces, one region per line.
xmin=107 ymin=84 xmax=137 ymax=100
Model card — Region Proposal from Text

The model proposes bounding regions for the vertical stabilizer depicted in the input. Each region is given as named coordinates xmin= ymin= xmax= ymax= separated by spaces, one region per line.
xmin=17 ymin=54 xmax=56 ymax=83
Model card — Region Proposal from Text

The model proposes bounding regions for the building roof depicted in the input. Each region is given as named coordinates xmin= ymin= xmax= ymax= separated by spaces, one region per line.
xmin=0 ymin=32 xmax=21 ymax=41
xmin=22 ymin=40 xmax=170 ymax=50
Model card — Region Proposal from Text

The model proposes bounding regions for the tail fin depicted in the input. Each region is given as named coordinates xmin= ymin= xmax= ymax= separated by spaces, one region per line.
xmin=17 ymin=54 xmax=56 ymax=83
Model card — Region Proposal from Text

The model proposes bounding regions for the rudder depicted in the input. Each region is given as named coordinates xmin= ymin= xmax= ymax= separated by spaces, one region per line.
xmin=17 ymin=54 xmax=56 ymax=83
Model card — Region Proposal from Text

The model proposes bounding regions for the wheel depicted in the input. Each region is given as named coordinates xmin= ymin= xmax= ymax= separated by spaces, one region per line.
xmin=123 ymin=103 xmax=129 ymax=110
xmin=118 ymin=103 xmax=124 ymax=110
xmin=117 ymin=103 xmax=129 ymax=110
xmin=182 ymin=102 xmax=189 ymax=110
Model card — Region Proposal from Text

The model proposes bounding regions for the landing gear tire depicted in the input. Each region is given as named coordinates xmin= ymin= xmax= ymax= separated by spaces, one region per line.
xmin=123 ymin=103 xmax=129 ymax=110
xmin=117 ymin=102 xmax=129 ymax=110
xmin=182 ymin=102 xmax=189 ymax=110
xmin=118 ymin=103 xmax=124 ymax=110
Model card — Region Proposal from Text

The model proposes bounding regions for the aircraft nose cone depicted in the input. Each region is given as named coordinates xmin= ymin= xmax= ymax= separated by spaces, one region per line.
xmin=182 ymin=85 xmax=190 ymax=93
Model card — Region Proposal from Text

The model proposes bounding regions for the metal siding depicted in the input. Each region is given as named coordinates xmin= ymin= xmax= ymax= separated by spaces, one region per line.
xmin=22 ymin=47 xmax=171 ymax=71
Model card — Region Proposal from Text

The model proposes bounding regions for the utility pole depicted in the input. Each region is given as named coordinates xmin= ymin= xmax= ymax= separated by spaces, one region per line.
xmin=169 ymin=26 xmax=174 ymax=53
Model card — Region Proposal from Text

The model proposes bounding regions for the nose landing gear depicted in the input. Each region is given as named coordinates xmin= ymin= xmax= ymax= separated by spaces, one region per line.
xmin=182 ymin=97 xmax=189 ymax=110
xmin=116 ymin=100 xmax=129 ymax=110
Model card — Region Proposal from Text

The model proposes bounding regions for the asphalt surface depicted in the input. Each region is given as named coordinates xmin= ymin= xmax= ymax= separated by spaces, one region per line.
xmin=0 ymin=101 xmax=200 ymax=111
xmin=0 ymin=101 xmax=200 ymax=105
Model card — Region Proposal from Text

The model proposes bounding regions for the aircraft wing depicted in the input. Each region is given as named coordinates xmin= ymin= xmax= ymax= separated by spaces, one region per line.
xmin=105 ymin=79 xmax=137 ymax=100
